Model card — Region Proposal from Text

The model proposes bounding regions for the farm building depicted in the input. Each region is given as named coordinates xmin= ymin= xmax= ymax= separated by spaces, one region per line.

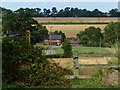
xmin=69 ymin=37 xmax=81 ymax=45
xmin=44 ymin=35 xmax=62 ymax=45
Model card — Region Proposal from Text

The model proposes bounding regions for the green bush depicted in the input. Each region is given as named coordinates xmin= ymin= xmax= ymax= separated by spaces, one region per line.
xmin=2 ymin=37 xmax=29 ymax=83
xmin=2 ymin=37 xmax=71 ymax=87
xmin=62 ymin=39 xmax=73 ymax=57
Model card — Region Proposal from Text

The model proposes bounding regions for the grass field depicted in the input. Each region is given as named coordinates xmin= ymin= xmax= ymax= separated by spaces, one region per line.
xmin=33 ymin=17 xmax=118 ymax=23
xmin=54 ymin=46 xmax=116 ymax=55
xmin=43 ymin=24 xmax=107 ymax=37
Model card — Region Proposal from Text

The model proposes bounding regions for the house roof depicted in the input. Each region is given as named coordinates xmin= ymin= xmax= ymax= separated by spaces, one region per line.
xmin=49 ymin=35 xmax=62 ymax=40
xmin=70 ymin=41 xmax=80 ymax=44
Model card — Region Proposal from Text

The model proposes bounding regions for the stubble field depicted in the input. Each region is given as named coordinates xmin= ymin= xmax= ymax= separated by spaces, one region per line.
xmin=43 ymin=24 xmax=107 ymax=37
xmin=33 ymin=17 xmax=118 ymax=23
xmin=34 ymin=17 xmax=118 ymax=37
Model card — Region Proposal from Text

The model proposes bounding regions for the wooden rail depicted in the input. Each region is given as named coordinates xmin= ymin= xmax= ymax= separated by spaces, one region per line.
xmin=76 ymin=65 xmax=119 ymax=68
xmin=73 ymin=56 xmax=119 ymax=69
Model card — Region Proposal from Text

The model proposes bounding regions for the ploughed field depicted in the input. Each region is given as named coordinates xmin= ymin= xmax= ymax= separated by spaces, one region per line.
xmin=43 ymin=24 xmax=107 ymax=37
xmin=33 ymin=17 xmax=118 ymax=23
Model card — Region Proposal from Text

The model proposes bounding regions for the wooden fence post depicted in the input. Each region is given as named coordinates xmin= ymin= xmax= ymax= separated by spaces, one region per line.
xmin=73 ymin=56 xmax=79 ymax=69
xmin=26 ymin=30 xmax=30 ymax=46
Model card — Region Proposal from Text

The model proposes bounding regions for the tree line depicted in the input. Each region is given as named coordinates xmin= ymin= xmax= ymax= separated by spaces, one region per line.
xmin=1 ymin=7 xmax=119 ymax=17
xmin=77 ymin=22 xmax=120 ymax=47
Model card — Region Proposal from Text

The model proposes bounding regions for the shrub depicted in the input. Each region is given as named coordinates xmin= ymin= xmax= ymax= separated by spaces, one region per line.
xmin=62 ymin=39 xmax=73 ymax=57
xmin=2 ymin=37 xmax=71 ymax=87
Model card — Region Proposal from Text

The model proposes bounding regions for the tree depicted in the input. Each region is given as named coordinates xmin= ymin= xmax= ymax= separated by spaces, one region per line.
xmin=43 ymin=8 xmax=47 ymax=16
xmin=52 ymin=30 xmax=66 ymax=42
xmin=80 ymin=34 xmax=89 ymax=45
xmin=64 ymin=7 xmax=70 ymax=11
xmin=35 ymin=8 xmax=41 ymax=14
xmin=52 ymin=7 xmax=57 ymax=14
xmin=109 ymin=9 xmax=118 ymax=17
xmin=46 ymin=9 xmax=51 ymax=15
xmin=2 ymin=8 xmax=49 ymax=44
xmin=77 ymin=26 xmax=103 ymax=47
xmin=103 ymin=22 xmax=120 ymax=47
xmin=62 ymin=39 xmax=72 ymax=57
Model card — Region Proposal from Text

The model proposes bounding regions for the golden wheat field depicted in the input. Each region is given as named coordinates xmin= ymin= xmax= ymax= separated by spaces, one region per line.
xmin=33 ymin=17 xmax=118 ymax=23
xmin=43 ymin=24 xmax=107 ymax=37
xmin=49 ymin=57 xmax=118 ymax=69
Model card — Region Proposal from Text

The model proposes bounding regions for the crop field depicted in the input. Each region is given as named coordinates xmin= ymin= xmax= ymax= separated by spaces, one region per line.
xmin=49 ymin=57 xmax=118 ymax=69
xmin=43 ymin=24 xmax=107 ymax=37
xmin=33 ymin=17 xmax=118 ymax=23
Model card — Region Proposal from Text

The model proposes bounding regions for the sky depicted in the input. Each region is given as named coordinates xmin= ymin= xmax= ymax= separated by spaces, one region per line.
xmin=1 ymin=1 xmax=119 ymax=12
xmin=1 ymin=0 xmax=120 ymax=2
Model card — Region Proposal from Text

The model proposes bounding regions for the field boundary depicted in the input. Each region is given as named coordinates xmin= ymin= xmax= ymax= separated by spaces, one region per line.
xmin=41 ymin=22 xmax=109 ymax=25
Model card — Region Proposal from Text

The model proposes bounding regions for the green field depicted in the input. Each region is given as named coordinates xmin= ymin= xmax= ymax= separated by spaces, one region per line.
xmin=54 ymin=46 xmax=116 ymax=55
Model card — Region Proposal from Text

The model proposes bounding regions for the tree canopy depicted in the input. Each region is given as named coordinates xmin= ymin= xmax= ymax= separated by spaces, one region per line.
xmin=51 ymin=30 xmax=66 ymax=42
xmin=103 ymin=22 xmax=120 ymax=47
xmin=2 ymin=8 xmax=49 ymax=44
xmin=1 ymin=7 xmax=119 ymax=17
xmin=77 ymin=26 xmax=103 ymax=47
xmin=62 ymin=39 xmax=73 ymax=57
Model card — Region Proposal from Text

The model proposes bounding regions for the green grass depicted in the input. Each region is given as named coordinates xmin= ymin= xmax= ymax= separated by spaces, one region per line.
xmin=41 ymin=45 xmax=50 ymax=50
xmin=71 ymin=78 xmax=119 ymax=88
xmin=72 ymin=46 xmax=114 ymax=54
xmin=41 ymin=22 xmax=109 ymax=25
xmin=3 ymin=78 xmax=118 ymax=88
xmin=54 ymin=46 xmax=115 ymax=55
xmin=54 ymin=46 xmax=64 ymax=55
xmin=35 ymin=45 xmax=50 ymax=50
xmin=72 ymin=78 xmax=102 ymax=88
xmin=108 ymin=59 xmax=118 ymax=64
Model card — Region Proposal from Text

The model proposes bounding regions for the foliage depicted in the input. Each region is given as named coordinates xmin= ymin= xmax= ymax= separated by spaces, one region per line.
xmin=1 ymin=7 xmax=118 ymax=17
xmin=51 ymin=30 xmax=66 ymax=42
xmin=71 ymin=78 xmax=102 ymax=88
xmin=2 ymin=8 xmax=49 ymax=44
xmin=77 ymin=26 xmax=103 ymax=47
xmin=61 ymin=39 xmax=73 ymax=57
xmin=2 ymin=37 xmax=71 ymax=87
xmin=2 ymin=37 xmax=31 ymax=83
xmin=72 ymin=68 xmax=119 ymax=88
xmin=103 ymin=22 xmax=120 ymax=47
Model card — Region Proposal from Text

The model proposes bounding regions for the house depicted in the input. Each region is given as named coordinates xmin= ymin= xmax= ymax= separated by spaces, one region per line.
xmin=69 ymin=37 xmax=81 ymax=45
xmin=44 ymin=35 xmax=62 ymax=45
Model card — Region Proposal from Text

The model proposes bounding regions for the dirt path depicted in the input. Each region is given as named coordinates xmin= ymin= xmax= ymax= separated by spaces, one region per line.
xmin=45 ymin=46 xmax=58 ymax=55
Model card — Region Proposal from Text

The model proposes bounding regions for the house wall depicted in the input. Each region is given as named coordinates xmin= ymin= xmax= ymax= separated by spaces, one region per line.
xmin=44 ymin=40 xmax=62 ymax=45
